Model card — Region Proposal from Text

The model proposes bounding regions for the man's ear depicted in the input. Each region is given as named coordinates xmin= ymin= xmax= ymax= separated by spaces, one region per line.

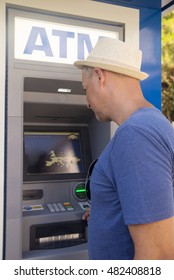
xmin=93 ymin=68 xmax=105 ymax=84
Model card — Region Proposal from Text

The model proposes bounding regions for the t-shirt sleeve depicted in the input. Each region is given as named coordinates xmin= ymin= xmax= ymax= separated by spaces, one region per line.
xmin=111 ymin=126 xmax=174 ymax=225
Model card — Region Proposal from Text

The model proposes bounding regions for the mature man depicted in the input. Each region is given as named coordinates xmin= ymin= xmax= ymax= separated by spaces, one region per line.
xmin=74 ymin=38 xmax=174 ymax=259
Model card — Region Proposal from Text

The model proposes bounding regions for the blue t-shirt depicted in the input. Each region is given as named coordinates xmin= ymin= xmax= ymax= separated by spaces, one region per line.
xmin=88 ymin=108 xmax=174 ymax=260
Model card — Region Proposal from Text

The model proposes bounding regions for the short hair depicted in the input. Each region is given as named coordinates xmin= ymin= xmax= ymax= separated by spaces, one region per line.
xmin=82 ymin=66 xmax=93 ymax=78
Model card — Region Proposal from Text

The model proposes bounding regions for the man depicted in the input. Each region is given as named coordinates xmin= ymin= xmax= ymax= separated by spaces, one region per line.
xmin=74 ymin=37 xmax=174 ymax=259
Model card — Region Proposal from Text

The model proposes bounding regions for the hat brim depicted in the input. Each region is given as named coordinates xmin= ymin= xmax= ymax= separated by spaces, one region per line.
xmin=74 ymin=60 xmax=149 ymax=81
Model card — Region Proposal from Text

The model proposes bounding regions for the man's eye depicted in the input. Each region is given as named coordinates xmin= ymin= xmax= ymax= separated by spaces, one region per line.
xmin=83 ymin=89 xmax=86 ymax=94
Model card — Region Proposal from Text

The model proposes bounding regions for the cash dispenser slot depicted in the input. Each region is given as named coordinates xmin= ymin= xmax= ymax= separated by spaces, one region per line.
xmin=30 ymin=220 xmax=87 ymax=250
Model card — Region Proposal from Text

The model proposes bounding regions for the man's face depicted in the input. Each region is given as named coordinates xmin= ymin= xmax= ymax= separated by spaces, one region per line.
xmin=82 ymin=67 xmax=110 ymax=122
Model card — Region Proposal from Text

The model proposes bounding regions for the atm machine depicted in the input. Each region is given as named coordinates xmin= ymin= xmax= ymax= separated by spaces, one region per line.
xmin=22 ymin=77 xmax=94 ymax=259
xmin=5 ymin=4 xmax=138 ymax=259
xmin=22 ymin=81 xmax=91 ymax=259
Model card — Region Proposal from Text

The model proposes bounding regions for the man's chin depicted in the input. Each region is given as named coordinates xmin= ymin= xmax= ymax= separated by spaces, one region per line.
xmin=95 ymin=114 xmax=111 ymax=122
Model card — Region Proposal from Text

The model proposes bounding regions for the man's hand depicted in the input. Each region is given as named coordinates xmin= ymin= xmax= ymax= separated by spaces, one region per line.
xmin=82 ymin=207 xmax=90 ymax=222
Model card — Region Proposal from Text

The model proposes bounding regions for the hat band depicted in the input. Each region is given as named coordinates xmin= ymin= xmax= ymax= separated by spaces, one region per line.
xmin=87 ymin=55 xmax=141 ymax=72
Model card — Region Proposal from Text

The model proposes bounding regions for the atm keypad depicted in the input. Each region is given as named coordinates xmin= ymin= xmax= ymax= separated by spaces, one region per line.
xmin=63 ymin=202 xmax=74 ymax=211
xmin=47 ymin=202 xmax=74 ymax=213
xmin=47 ymin=204 xmax=56 ymax=213
xmin=57 ymin=203 xmax=66 ymax=211
xmin=52 ymin=203 xmax=60 ymax=212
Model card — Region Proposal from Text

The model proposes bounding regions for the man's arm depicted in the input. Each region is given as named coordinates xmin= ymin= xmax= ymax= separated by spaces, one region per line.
xmin=128 ymin=216 xmax=174 ymax=259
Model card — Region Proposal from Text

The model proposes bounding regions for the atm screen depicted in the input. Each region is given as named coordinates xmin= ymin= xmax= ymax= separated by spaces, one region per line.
xmin=23 ymin=127 xmax=91 ymax=182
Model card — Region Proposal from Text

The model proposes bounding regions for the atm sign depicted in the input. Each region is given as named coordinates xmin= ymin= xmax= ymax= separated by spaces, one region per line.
xmin=14 ymin=17 xmax=118 ymax=64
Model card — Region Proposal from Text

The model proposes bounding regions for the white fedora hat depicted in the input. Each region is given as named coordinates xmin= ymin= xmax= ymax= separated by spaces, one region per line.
xmin=74 ymin=37 xmax=149 ymax=81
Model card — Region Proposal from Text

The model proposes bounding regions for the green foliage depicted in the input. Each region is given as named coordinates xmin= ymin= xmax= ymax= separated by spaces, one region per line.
xmin=162 ymin=11 xmax=174 ymax=122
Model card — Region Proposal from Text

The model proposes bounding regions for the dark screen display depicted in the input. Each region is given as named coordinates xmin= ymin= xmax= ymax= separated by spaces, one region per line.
xmin=24 ymin=131 xmax=84 ymax=175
